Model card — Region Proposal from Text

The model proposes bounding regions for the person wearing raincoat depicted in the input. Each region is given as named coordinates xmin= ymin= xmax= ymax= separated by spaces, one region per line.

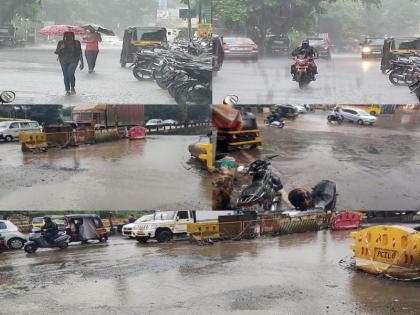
xmin=55 ymin=31 xmax=84 ymax=96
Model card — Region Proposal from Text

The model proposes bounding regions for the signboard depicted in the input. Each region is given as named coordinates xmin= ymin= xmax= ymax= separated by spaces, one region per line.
xmin=179 ymin=8 xmax=196 ymax=19
xmin=196 ymin=23 xmax=212 ymax=38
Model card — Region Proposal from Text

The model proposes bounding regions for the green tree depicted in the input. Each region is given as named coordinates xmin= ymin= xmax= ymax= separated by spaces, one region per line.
xmin=0 ymin=0 xmax=42 ymax=24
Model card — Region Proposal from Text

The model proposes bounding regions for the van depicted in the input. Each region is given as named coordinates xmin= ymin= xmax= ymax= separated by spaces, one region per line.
xmin=0 ymin=120 xmax=41 ymax=142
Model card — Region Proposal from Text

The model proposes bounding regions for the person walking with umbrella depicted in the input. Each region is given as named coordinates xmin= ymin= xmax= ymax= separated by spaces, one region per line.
xmin=55 ymin=31 xmax=84 ymax=96
xmin=83 ymin=30 xmax=102 ymax=73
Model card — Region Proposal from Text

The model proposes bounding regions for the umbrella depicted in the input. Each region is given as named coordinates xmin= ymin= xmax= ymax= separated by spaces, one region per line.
xmin=39 ymin=25 xmax=87 ymax=36
xmin=82 ymin=24 xmax=115 ymax=36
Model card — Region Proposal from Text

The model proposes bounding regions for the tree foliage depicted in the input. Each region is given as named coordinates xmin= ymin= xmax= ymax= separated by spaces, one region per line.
xmin=0 ymin=0 xmax=42 ymax=24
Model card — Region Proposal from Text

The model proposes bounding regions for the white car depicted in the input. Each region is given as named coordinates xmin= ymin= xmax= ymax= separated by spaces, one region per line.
xmin=0 ymin=120 xmax=42 ymax=142
xmin=162 ymin=119 xmax=178 ymax=125
xmin=0 ymin=220 xmax=27 ymax=250
xmin=341 ymin=108 xmax=377 ymax=125
xmin=294 ymin=105 xmax=307 ymax=113
xmin=122 ymin=214 xmax=154 ymax=238
xmin=145 ymin=119 xmax=163 ymax=127
xmin=101 ymin=35 xmax=122 ymax=47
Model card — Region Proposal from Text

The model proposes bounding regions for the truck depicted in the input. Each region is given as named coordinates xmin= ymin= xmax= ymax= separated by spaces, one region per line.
xmin=131 ymin=210 xmax=235 ymax=243
xmin=71 ymin=104 xmax=145 ymax=128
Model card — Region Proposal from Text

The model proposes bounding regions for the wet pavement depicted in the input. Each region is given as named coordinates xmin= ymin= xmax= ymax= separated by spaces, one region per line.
xmin=0 ymin=45 xmax=173 ymax=104
xmin=227 ymin=110 xmax=420 ymax=210
xmin=0 ymin=231 xmax=419 ymax=315
xmin=213 ymin=55 xmax=417 ymax=104
xmin=0 ymin=136 xmax=212 ymax=210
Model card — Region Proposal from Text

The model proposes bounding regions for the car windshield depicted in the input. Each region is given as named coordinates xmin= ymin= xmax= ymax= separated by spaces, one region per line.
xmin=135 ymin=215 xmax=153 ymax=223
xmin=32 ymin=217 xmax=43 ymax=224
xmin=308 ymin=39 xmax=325 ymax=46
xmin=357 ymin=110 xmax=370 ymax=116
xmin=365 ymin=38 xmax=384 ymax=45
xmin=53 ymin=218 xmax=67 ymax=225
xmin=153 ymin=211 xmax=176 ymax=220
xmin=224 ymin=37 xmax=254 ymax=45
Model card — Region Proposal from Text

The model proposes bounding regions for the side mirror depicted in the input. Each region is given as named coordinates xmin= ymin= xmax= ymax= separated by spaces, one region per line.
xmin=0 ymin=91 xmax=15 ymax=103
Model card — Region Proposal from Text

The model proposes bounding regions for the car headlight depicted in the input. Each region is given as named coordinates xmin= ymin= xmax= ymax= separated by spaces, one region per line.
xmin=362 ymin=47 xmax=371 ymax=53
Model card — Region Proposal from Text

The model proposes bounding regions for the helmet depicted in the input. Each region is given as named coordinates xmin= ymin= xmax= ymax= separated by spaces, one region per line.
xmin=288 ymin=188 xmax=313 ymax=210
xmin=43 ymin=216 xmax=52 ymax=222
xmin=223 ymin=95 xmax=239 ymax=105
xmin=302 ymin=40 xmax=309 ymax=48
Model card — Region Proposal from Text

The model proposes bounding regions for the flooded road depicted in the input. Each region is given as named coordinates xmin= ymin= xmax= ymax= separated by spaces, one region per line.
xmin=213 ymin=55 xmax=417 ymax=104
xmin=228 ymin=111 xmax=420 ymax=210
xmin=0 ymin=136 xmax=211 ymax=210
xmin=0 ymin=45 xmax=172 ymax=104
xmin=1 ymin=231 xmax=419 ymax=315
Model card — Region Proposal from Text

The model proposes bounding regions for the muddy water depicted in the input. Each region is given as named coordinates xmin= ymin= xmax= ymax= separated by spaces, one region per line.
xmin=230 ymin=111 xmax=420 ymax=210
xmin=0 ymin=136 xmax=212 ymax=210
xmin=0 ymin=231 xmax=419 ymax=314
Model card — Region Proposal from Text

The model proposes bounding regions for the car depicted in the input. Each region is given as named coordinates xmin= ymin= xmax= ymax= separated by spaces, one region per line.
xmin=222 ymin=37 xmax=259 ymax=61
xmin=341 ymin=108 xmax=377 ymax=125
xmin=0 ymin=220 xmax=27 ymax=250
xmin=100 ymin=35 xmax=122 ymax=47
xmin=145 ymin=119 xmax=163 ymax=127
xmin=162 ymin=119 xmax=178 ymax=125
xmin=361 ymin=37 xmax=384 ymax=59
xmin=307 ymin=37 xmax=332 ymax=59
xmin=294 ymin=105 xmax=307 ymax=113
xmin=0 ymin=120 xmax=42 ymax=142
xmin=122 ymin=214 xmax=154 ymax=238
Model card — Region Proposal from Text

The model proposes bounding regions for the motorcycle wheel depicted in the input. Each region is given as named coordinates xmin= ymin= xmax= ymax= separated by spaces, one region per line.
xmin=299 ymin=79 xmax=309 ymax=89
xmin=389 ymin=70 xmax=407 ymax=86
xmin=337 ymin=118 xmax=344 ymax=125
xmin=24 ymin=244 xmax=37 ymax=254
xmin=58 ymin=242 xmax=69 ymax=250
xmin=133 ymin=66 xmax=152 ymax=81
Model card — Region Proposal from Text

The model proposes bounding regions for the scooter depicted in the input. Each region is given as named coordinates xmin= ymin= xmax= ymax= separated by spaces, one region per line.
xmin=327 ymin=112 xmax=344 ymax=124
xmin=23 ymin=229 xmax=70 ymax=254
xmin=237 ymin=155 xmax=283 ymax=212
xmin=264 ymin=114 xmax=285 ymax=128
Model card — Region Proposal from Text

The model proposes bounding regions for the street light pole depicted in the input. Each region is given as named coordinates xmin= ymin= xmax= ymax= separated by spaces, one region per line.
xmin=187 ymin=0 xmax=192 ymax=40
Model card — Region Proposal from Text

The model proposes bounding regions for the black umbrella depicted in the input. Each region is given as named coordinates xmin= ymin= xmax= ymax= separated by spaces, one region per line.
xmin=82 ymin=24 xmax=115 ymax=36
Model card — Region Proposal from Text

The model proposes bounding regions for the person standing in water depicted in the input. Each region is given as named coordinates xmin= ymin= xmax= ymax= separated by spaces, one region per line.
xmin=55 ymin=31 xmax=84 ymax=96
xmin=83 ymin=30 xmax=102 ymax=73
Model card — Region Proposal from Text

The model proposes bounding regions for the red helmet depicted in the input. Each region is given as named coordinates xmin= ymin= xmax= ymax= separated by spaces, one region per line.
xmin=288 ymin=188 xmax=313 ymax=210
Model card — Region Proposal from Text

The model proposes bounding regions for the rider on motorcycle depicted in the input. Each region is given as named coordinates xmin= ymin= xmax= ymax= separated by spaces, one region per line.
xmin=42 ymin=216 xmax=59 ymax=244
xmin=333 ymin=106 xmax=344 ymax=118
xmin=291 ymin=40 xmax=319 ymax=80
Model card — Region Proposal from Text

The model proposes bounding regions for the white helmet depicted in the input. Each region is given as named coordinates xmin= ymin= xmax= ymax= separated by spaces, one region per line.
xmin=223 ymin=95 xmax=239 ymax=105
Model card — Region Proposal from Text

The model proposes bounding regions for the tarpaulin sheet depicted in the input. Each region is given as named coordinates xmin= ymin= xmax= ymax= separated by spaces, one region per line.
xmin=212 ymin=105 xmax=242 ymax=129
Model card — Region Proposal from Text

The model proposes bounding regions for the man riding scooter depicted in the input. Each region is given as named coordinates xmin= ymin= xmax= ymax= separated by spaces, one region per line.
xmin=291 ymin=40 xmax=319 ymax=80
xmin=42 ymin=216 xmax=59 ymax=244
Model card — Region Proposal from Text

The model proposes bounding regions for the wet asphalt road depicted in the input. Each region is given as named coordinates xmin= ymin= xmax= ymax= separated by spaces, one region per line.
xmin=228 ymin=111 xmax=420 ymax=210
xmin=0 ymin=45 xmax=173 ymax=104
xmin=0 ymin=136 xmax=212 ymax=210
xmin=213 ymin=55 xmax=418 ymax=104
xmin=1 ymin=231 xmax=419 ymax=315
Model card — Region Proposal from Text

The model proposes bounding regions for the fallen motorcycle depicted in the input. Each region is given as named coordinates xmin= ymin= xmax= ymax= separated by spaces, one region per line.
xmin=23 ymin=228 xmax=70 ymax=254
xmin=264 ymin=114 xmax=285 ymax=128
xmin=327 ymin=113 xmax=344 ymax=124
xmin=237 ymin=155 xmax=283 ymax=212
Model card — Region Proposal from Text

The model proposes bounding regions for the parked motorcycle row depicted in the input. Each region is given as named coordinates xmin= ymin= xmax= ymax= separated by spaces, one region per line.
xmin=131 ymin=38 xmax=212 ymax=105
xmin=384 ymin=55 xmax=420 ymax=101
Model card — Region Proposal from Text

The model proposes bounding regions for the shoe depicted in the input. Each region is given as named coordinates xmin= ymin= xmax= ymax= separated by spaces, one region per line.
xmin=70 ymin=88 xmax=76 ymax=95
xmin=65 ymin=91 xmax=71 ymax=96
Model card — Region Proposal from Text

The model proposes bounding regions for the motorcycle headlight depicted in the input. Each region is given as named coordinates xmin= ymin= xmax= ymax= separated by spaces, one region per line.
xmin=362 ymin=47 xmax=371 ymax=53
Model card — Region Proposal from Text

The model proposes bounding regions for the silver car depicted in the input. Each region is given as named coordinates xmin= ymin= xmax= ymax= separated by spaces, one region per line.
xmin=0 ymin=220 xmax=27 ymax=250
xmin=341 ymin=108 xmax=377 ymax=125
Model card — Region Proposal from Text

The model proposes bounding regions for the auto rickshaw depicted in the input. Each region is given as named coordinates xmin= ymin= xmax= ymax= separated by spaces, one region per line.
xmin=381 ymin=37 xmax=420 ymax=73
xmin=215 ymin=107 xmax=261 ymax=152
xmin=65 ymin=214 xmax=108 ymax=243
xmin=120 ymin=27 xmax=169 ymax=67
xmin=32 ymin=215 xmax=67 ymax=230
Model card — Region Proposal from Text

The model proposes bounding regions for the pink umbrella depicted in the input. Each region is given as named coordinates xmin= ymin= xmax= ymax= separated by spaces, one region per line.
xmin=39 ymin=25 xmax=87 ymax=36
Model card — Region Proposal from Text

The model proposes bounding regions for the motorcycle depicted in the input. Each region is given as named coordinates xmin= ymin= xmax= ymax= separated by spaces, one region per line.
xmin=23 ymin=228 xmax=70 ymax=254
xmin=237 ymin=155 xmax=283 ymax=212
xmin=327 ymin=112 xmax=344 ymax=124
xmin=264 ymin=114 xmax=285 ymax=128
xmin=387 ymin=56 xmax=420 ymax=86
xmin=292 ymin=54 xmax=316 ymax=89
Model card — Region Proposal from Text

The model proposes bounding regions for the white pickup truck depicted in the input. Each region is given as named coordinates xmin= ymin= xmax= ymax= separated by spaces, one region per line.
xmin=131 ymin=210 xmax=235 ymax=243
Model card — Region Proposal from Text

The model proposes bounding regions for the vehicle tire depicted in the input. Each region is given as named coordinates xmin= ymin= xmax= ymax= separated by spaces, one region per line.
xmin=389 ymin=70 xmax=406 ymax=86
xmin=298 ymin=80 xmax=308 ymax=89
xmin=156 ymin=229 xmax=172 ymax=243
xmin=24 ymin=244 xmax=37 ymax=253
xmin=99 ymin=236 xmax=107 ymax=242
xmin=337 ymin=118 xmax=344 ymax=125
xmin=58 ymin=242 xmax=68 ymax=249
xmin=357 ymin=119 xmax=364 ymax=125
xmin=4 ymin=135 xmax=13 ymax=142
xmin=327 ymin=116 xmax=332 ymax=123
xmin=7 ymin=237 xmax=24 ymax=250
xmin=121 ymin=62 xmax=126 ymax=68
xmin=136 ymin=236 xmax=149 ymax=243
xmin=133 ymin=66 xmax=147 ymax=81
